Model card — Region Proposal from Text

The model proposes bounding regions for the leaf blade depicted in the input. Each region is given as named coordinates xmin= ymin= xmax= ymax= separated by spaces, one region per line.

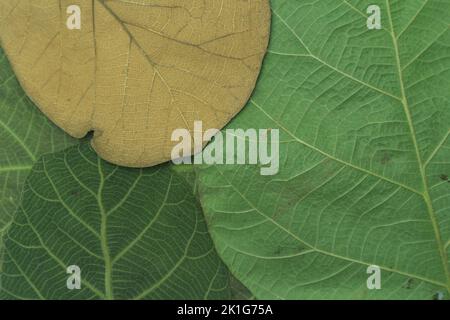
xmin=196 ymin=0 xmax=450 ymax=299
xmin=0 ymin=47 xmax=77 ymax=271
xmin=1 ymin=144 xmax=230 ymax=300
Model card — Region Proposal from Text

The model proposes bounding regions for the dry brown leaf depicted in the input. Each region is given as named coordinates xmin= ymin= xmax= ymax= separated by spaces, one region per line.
xmin=0 ymin=0 xmax=271 ymax=167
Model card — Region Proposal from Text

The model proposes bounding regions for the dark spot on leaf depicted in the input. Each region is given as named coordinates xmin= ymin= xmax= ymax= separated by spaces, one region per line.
xmin=440 ymin=174 xmax=448 ymax=181
xmin=403 ymin=278 xmax=414 ymax=289
xmin=380 ymin=152 xmax=392 ymax=165
xmin=71 ymin=190 xmax=80 ymax=197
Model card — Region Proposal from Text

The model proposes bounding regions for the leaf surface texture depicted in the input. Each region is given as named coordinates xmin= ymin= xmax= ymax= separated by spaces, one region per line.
xmin=1 ymin=144 xmax=229 ymax=299
xmin=197 ymin=0 xmax=450 ymax=299
xmin=0 ymin=0 xmax=271 ymax=167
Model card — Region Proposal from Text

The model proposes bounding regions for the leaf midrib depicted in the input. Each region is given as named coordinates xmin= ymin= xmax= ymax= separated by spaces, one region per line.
xmin=385 ymin=0 xmax=450 ymax=291
xmin=96 ymin=157 xmax=114 ymax=300
xmin=261 ymin=3 xmax=450 ymax=291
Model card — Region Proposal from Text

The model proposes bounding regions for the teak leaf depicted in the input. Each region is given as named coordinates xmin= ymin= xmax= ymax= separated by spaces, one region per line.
xmin=0 ymin=143 xmax=230 ymax=300
xmin=197 ymin=0 xmax=450 ymax=299
xmin=0 ymin=47 xmax=76 ymax=269
xmin=0 ymin=0 xmax=271 ymax=167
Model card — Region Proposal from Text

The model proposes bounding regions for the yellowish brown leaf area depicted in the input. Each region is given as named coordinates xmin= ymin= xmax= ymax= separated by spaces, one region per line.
xmin=0 ymin=0 xmax=271 ymax=167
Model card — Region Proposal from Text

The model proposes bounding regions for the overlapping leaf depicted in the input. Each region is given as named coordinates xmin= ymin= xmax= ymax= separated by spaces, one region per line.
xmin=0 ymin=0 xmax=271 ymax=167
xmin=0 ymin=47 xmax=76 ymax=270
xmin=196 ymin=0 xmax=450 ymax=299
xmin=1 ymin=144 xmax=230 ymax=299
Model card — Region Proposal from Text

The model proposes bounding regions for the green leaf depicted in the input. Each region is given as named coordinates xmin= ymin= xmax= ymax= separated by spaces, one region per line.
xmin=0 ymin=47 xmax=76 ymax=267
xmin=0 ymin=143 xmax=230 ymax=300
xmin=196 ymin=0 xmax=450 ymax=299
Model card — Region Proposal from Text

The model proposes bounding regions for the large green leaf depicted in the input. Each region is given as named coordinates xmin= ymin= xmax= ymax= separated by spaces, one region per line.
xmin=0 ymin=143 xmax=230 ymax=299
xmin=196 ymin=0 xmax=450 ymax=299
xmin=0 ymin=47 xmax=76 ymax=267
